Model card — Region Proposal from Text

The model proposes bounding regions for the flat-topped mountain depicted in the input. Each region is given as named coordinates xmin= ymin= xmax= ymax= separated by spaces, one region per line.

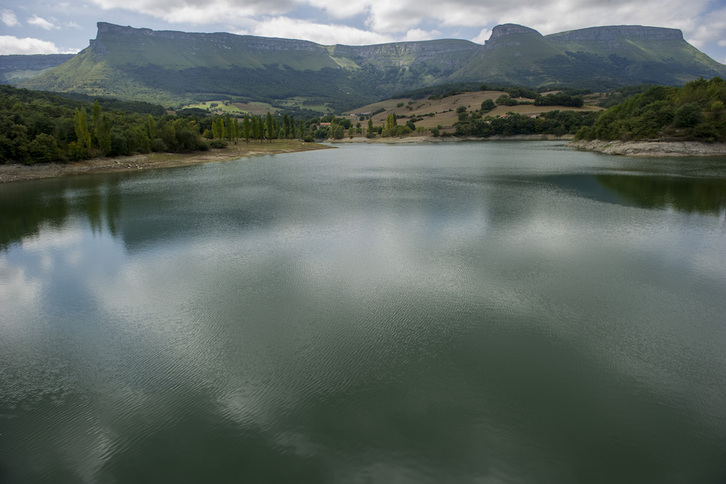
xmin=450 ymin=23 xmax=725 ymax=89
xmin=18 ymin=22 xmax=726 ymax=108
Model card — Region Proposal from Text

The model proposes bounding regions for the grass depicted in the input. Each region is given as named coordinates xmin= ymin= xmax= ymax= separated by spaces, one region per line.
xmin=347 ymin=90 xmax=604 ymax=129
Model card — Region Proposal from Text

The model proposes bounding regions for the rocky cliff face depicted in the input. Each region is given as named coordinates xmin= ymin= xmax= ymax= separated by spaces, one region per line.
xmin=488 ymin=24 xmax=543 ymax=40
xmin=484 ymin=24 xmax=543 ymax=49
xmin=95 ymin=22 xmax=328 ymax=53
xmin=17 ymin=22 xmax=726 ymax=107
xmin=549 ymin=25 xmax=683 ymax=43
xmin=331 ymin=40 xmax=480 ymax=69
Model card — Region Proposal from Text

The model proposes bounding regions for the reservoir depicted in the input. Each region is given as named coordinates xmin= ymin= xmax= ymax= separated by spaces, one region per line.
xmin=1 ymin=141 xmax=725 ymax=483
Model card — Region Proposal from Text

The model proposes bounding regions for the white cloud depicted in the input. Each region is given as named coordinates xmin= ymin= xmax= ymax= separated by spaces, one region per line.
xmin=1 ymin=9 xmax=19 ymax=27
xmin=16 ymin=0 xmax=721 ymax=60
xmin=403 ymin=28 xmax=440 ymax=42
xmin=313 ymin=1 xmax=370 ymax=19
xmin=684 ymin=8 xmax=726 ymax=50
xmin=0 ymin=257 xmax=41 ymax=322
xmin=472 ymin=28 xmax=492 ymax=44
xmin=27 ymin=15 xmax=57 ymax=30
xmin=89 ymin=0 xmax=297 ymax=24
xmin=248 ymin=17 xmax=393 ymax=45
xmin=0 ymin=35 xmax=75 ymax=54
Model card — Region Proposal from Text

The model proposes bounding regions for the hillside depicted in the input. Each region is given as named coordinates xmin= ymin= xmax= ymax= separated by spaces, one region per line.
xmin=576 ymin=77 xmax=726 ymax=142
xmin=0 ymin=54 xmax=74 ymax=84
xmin=345 ymin=90 xmax=602 ymax=131
xmin=451 ymin=24 xmax=726 ymax=88
xmin=18 ymin=22 xmax=726 ymax=109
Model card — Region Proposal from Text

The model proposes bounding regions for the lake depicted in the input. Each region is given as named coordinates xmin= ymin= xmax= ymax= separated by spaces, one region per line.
xmin=1 ymin=141 xmax=725 ymax=483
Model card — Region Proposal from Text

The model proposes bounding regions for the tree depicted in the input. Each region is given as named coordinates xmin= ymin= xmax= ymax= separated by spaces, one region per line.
xmin=91 ymin=100 xmax=102 ymax=143
xmin=97 ymin=114 xmax=112 ymax=156
xmin=481 ymin=99 xmax=495 ymax=112
xmin=74 ymin=107 xmax=91 ymax=158
xmin=386 ymin=113 xmax=397 ymax=131
xmin=674 ymin=103 xmax=702 ymax=128
xmin=265 ymin=112 xmax=275 ymax=142
xmin=242 ymin=114 xmax=251 ymax=142
xmin=28 ymin=133 xmax=60 ymax=163
xmin=146 ymin=115 xmax=156 ymax=140
xmin=330 ymin=124 xmax=344 ymax=139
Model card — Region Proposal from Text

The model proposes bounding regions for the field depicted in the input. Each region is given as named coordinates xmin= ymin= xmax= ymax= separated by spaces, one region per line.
xmin=345 ymin=91 xmax=604 ymax=130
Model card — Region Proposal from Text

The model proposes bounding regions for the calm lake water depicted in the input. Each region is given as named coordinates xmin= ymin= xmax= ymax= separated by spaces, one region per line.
xmin=1 ymin=141 xmax=726 ymax=483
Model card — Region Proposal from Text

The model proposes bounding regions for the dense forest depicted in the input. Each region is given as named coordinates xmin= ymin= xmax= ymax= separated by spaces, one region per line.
xmin=0 ymin=86 xmax=209 ymax=164
xmin=576 ymin=77 xmax=726 ymax=142
xmin=0 ymin=86 xmax=313 ymax=164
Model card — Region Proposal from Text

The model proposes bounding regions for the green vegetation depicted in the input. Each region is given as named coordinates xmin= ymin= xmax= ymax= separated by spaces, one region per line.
xmin=535 ymin=93 xmax=584 ymax=107
xmin=17 ymin=22 xmax=726 ymax=110
xmin=577 ymin=77 xmax=726 ymax=141
xmin=0 ymin=54 xmax=74 ymax=84
xmin=0 ymin=85 xmax=210 ymax=164
xmin=453 ymin=25 xmax=726 ymax=90
xmin=454 ymin=109 xmax=598 ymax=137
xmin=0 ymin=85 xmax=336 ymax=164
xmin=597 ymin=85 xmax=656 ymax=108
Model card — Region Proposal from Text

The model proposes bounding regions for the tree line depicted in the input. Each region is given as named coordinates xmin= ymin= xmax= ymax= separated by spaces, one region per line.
xmin=0 ymin=86 xmax=320 ymax=164
xmin=576 ymin=77 xmax=726 ymax=142
xmin=1 ymin=86 xmax=207 ymax=164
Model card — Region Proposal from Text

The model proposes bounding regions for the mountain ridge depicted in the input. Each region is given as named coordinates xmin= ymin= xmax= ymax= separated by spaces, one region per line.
xmin=16 ymin=22 xmax=726 ymax=109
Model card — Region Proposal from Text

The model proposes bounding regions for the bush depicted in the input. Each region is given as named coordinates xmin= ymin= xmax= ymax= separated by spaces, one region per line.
xmin=151 ymin=138 xmax=168 ymax=152
xmin=481 ymin=99 xmax=495 ymax=112
xmin=674 ymin=103 xmax=702 ymax=128
xmin=209 ymin=139 xmax=228 ymax=148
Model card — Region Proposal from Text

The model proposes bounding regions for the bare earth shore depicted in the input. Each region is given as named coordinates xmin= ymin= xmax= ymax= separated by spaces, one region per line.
xmin=330 ymin=134 xmax=574 ymax=144
xmin=0 ymin=140 xmax=333 ymax=184
xmin=569 ymin=139 xmax=726 ymax=157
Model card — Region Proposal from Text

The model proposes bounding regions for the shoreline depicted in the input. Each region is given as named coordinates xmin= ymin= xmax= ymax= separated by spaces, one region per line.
xmin=568 ymin=139 xmax=726 ymax=157
xmin=329 ymin=134 xmax=574 ymax=144
xmin=4 ymin=137 xmax=725 ymax=184
xmin=0 ymin=140 xmax=333 ymax=184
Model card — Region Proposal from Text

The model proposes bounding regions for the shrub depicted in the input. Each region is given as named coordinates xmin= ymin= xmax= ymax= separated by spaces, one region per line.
xmin=209 ymin=139 xmax=228 ymax=148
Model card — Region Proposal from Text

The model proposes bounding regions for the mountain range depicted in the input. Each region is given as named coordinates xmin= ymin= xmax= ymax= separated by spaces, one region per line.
xmin=13 ymin=22 xmax=726 ymax=109
xmin=0 ymin=54 xmax=74 ymax=84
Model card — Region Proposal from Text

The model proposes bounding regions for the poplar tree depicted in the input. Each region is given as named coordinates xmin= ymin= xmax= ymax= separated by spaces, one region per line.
xmin=74 ymin=107 xmax=91 ymax=157
xmin=265 ymin=112 xmax=274 ymax=142
xmin=242 ymin=114 xmax=251 ymax=143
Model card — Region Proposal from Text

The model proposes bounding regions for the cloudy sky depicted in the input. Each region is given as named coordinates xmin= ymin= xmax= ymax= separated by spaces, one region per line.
xmin=1 ymin=0 xmax=726 ymax=63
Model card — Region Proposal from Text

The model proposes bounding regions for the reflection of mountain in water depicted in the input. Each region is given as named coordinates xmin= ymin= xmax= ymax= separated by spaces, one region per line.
xmin=595 ymin=174 xmax=726 ymax=215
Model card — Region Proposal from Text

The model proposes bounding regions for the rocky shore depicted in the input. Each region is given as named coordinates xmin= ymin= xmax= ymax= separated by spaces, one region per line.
xmin=329 ymin=134 xmax=574 ymax=144
xmin=569 ymin=139 xmax=726 ymax=157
